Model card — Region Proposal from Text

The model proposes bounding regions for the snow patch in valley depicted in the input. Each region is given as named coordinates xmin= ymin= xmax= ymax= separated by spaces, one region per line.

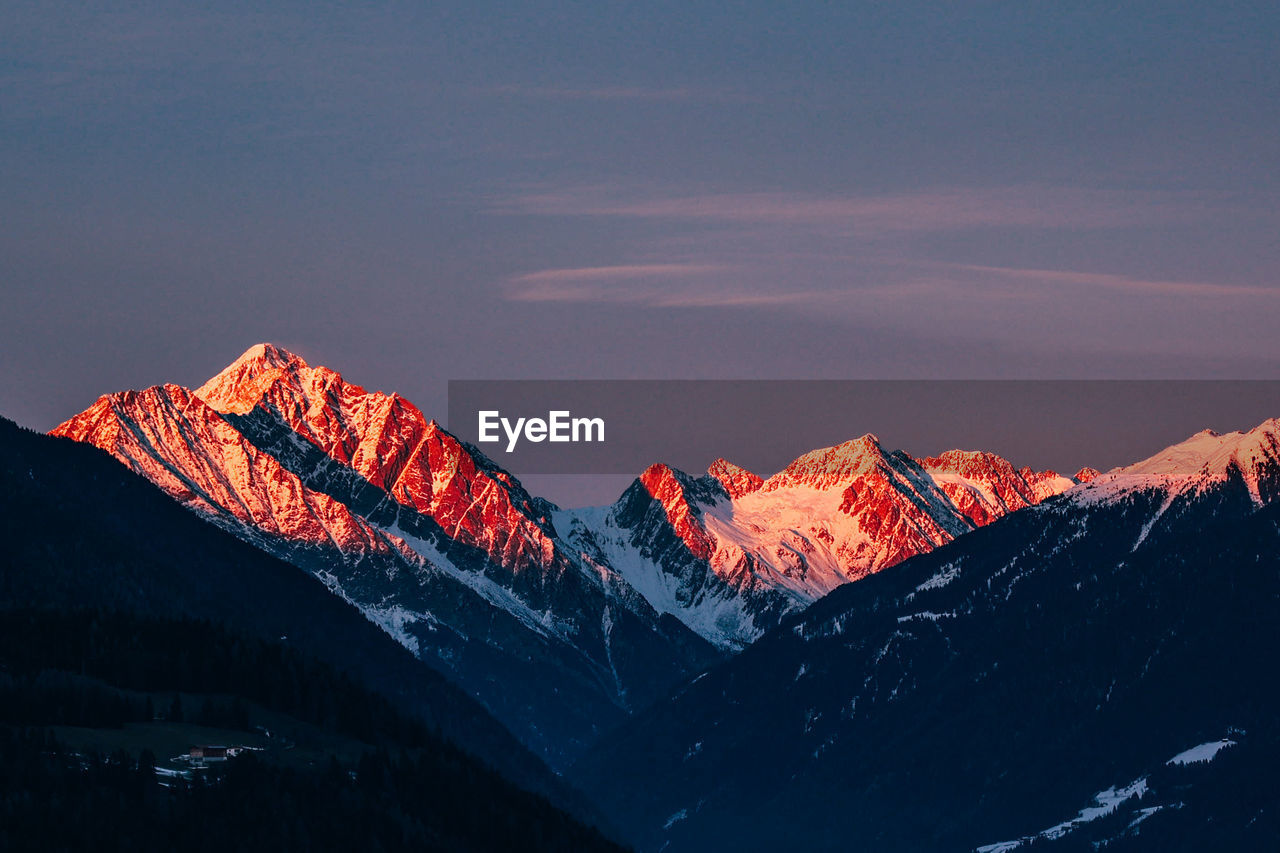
xmin=975 ymin=734 xmax=1239 ymax=852
xmin=897 ymin=610 xmax=954 ymax=623
xmin=975 ymin=777 xmax=1149 ymax=852
xmin=916 ymin=562 xmax=962 ymax=592
xmin=1128 ymin=804 xmax=1174 ymax=829
xmin=1167 ymin=738 xmax=1236 ymax=766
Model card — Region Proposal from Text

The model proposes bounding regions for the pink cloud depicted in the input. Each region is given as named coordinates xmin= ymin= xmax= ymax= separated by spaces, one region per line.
xmin=950 ymin=263 xmax=1276 ymax=298
xmin=505 ymin=264 xmax=820 ymax=307
xmin=477 ymin=85 xmax=752 ymax=103
xmin=511 ymin=263 xmax=730 ymax=283
xmin=496 ymin=185 xmax=1221 ymax=235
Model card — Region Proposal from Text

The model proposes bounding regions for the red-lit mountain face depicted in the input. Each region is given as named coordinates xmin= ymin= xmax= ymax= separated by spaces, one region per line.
xmin=194 ymin=345 xmax=561 ymax=576
xmin=54 ymin=344 xmax=718 ymax=769
xmin=54 ymin=382 xmax=417 ymax=564
xmin=53 ymin=343 xmax=1090 ymax=757
xmin=557 ymin=435 xmax=1086 ymax=649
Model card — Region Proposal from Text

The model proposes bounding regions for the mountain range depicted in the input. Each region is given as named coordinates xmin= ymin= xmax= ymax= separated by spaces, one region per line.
xmin=52 ymin=343 xmax=1089 ymax=766
xmin=7 ymin=342 xmax=1278 ymax=850
xmin=569 ymin=419 xmax=1280 ymax=850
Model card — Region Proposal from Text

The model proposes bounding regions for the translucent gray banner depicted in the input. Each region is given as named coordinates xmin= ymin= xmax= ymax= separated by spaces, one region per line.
xmin=447 ymin=380 xmax=1280 ymax=478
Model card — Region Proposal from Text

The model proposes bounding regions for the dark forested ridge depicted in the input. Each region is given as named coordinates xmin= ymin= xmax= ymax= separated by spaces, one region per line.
xmin=0 ymin=609 xmax=627 ymax=853
xmin=572 ymin=479 xmax=1280 ymax=851
xmin=0 ymin=415 xmax=614 ymax=839
xmin=0 ymin=610 xmax=440 ymax=746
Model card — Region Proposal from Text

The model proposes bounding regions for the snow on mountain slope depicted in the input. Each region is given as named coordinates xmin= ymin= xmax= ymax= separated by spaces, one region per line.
xmin=53 ymin=345 xmax=717 ymax=769
xmin=51 ymin=383 xmax=415 ymax=565
xmin=560 ymin=434 xmax=1084 ymax=649
xmin=1073 ymin=419 xmax=1280 ymax=507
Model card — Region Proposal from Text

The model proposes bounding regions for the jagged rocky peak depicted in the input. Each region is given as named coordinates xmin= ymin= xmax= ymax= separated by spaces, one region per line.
xmin=920 ymin=448 xmax=1015 ymax=476
xmin=632 ymin=462 xmax=721 ymax=515
xmin=762 ymin=434 xmax=887 ymax=491
xmin=592 ymin=430 xmax=1089 ymax=646
xmin=52 ymin=389 xmax=133 ymax=443
xmin=917 ymin=448 xmax=1077 ymax=523
xmin=610 ymin=463 xmax=722 ymax=561
xmin=638 ymin=463 xmax=709 ymax=500
xmin=706 ymin=458 xmax=763 ymax=498
xmin=195 ymin=343 xmax=428 ymax=481
xmin=56 ymin=383 xmax=201 ymax=444
xmin=918 ymin=448 xmax=1077 ymax=490
xmin=195 ymin=344 xmax=417 ymax=468
xmin=1074 ymin=466 xmax=1101 ymax=483
xmin=196 ymin=344 xmax=433 ymax=492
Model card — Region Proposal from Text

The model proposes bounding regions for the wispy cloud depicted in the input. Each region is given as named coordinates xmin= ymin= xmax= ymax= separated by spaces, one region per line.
xmin=511 ymin=263 xmax=730 ymax=283
xmin=949 ymin=263 xmax=1277 ymax=298
xmin=509 ymin=282 xmax=820 ymax=308
xmin=505 ymin=263 xmax=819 ymax=307
xmin=494 ymin=187 xmax=1270 ymax=323
xmin=495 ymin=185 xmax=1219 ymax=235
xmin=476 ymin=84 xmax=753 ymax=103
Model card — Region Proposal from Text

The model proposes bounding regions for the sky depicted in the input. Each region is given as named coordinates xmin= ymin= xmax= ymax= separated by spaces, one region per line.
xmin=3 ymin=1 xmax=1279 ymax=456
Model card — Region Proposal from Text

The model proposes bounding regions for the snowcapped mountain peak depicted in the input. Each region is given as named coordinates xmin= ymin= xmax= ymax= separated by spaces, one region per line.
xmin=194 ymin=346 xmax=436 ymax=494
xmin=637 ymin=463 xmax=725 ymax=514
xmin=244 ymin=341 xmax=299 ymax=366
xmin=56 ymin=383 xmax=206 ymax=448
xmin=635 ymin=462 xmax=728 ymax=503
xmin=194 ymin=342 xmax=312 ymax=414
xmin=705 ymin=458 xmax=763 ymax=498
xmin=763 ymin=433 xmax=887 ymax=492
xmin=76 ymin=346 xmax=570 ymax=581
xmin=639 ymin=461 xmax=681 ymax=485
xmin=1075 ymin=417 xmax=1280 ymax=506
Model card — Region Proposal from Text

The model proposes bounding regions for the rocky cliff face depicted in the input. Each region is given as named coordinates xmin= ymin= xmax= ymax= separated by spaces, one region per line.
xmin=558 ymin=434 xmax=1083 ymax=649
